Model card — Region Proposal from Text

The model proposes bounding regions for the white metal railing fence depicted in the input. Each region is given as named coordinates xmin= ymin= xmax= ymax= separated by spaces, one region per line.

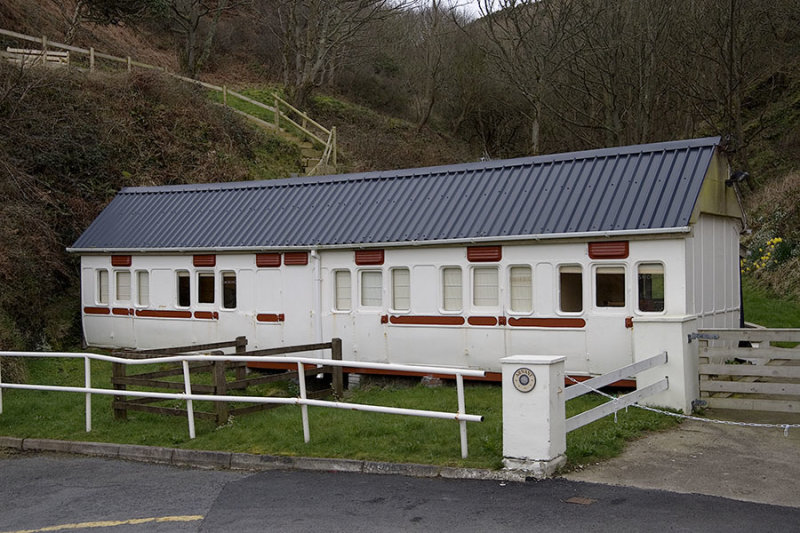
xmin=0 ymin=351 xmax=483 ymax=458
xmin=0 ymin=28 xmax=337 ymax=175
xmin=564 ymin=351 xmax=669 ymax=432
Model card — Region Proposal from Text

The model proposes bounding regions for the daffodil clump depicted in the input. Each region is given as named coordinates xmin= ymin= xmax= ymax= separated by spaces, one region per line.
xmin=741 ymin=237 xmax=783 ymax=273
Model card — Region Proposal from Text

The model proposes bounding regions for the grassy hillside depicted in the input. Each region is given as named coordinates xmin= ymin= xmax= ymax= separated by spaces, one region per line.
xmin=0 ymin=64 xmax=303 ymax=353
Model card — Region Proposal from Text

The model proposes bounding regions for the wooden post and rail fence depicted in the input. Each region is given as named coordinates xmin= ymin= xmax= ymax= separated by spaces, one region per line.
xmin=111 ymin=337 xmax=344 ymax=426
xmin=0 ymin=27 xmax=337 ymax=175
xmin=697 ymin=328 xmax=800 ymax=413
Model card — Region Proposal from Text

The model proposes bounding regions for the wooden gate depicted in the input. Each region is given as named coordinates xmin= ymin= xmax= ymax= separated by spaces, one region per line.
xmin=111 ymin=337 xmax=343 ymax=425
xmin=698 ymin=328 xmax=800 ymax=413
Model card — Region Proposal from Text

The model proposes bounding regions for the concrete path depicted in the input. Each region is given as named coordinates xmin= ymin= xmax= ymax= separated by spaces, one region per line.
xmin=563 ymin=409 xmax=800 ymax=508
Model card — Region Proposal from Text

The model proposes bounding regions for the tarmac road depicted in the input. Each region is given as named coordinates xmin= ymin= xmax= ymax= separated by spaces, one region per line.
xmin=1 ymin=451 xmax=798 ymax=533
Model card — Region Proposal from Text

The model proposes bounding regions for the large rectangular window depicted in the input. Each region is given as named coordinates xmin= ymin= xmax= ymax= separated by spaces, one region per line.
xmin=115 ymin=271 xmax=131 ymax=301
xmin=177 ymin=271 xmax=190 ymax=307
xmin=473 ymin=267 xmax=498 ymax=307
xmin=559 ymin=265 xmax=583 ymax=313
xmin=136 ymin=271 xmax=150 ymax=306
xmin=442 ymin=267 xmax=462 ymax=312
xmin=509 ymin=266 xmax=532 ymax=313
xmin=198 ymin=272 xmax=215 ymax=304
xmin=360 ymin=271 xmax=382 ymax=307
xmin=335 ymin=270 xmax=352 ymax=311
xmin=638 ymin=263 xmax=665 ymax=312
xmin=222 ymin=272 xmax=237 ymax=309
xmin=392 ymin=268 xmax=410 ymax=311
xmin=97 ymin=270 xmax=109 ymax=305
xmin=596 ymin=266 xmax=626 ymax=307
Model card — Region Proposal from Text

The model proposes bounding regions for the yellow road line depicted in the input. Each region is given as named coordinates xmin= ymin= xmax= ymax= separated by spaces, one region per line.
xmin=1 ymin=515 xmax=204 ymax=533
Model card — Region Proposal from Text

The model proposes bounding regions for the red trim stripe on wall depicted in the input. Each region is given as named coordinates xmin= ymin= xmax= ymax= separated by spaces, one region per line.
xmin=389 ymin=315 xmax=465 ymax=326
xmin=508 ymin=317 xmax=586 ymax=328
xmin=84 ymin=306 xmax=110 ymax=315
xmin=257 ymin=313 xmax=285 ymax=323
xmin=135 ymin=309 xmax=193 ymax=319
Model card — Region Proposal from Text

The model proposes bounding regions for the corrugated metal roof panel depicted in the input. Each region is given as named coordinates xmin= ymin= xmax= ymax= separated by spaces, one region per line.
xmin=70 ymin=137 xmax=722 ymax=251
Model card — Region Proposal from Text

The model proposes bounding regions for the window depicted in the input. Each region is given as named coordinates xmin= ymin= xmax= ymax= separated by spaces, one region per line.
xmin=177 ymin=271 xmax=190 ymax=307
xmin=115 ymin=271 xmax=131 ymax=301
xmin=360 ymin=271 xmax=382 ymax=307
xmin=509 ymin=266 xmax=532 ymax=313
xmin=136 ymin=271 xmax=149 ymax=306
xmin=473 ymin=267 xmax=498 ymax=307
xmin=97 ymin=270 xmax=109 ymax=305
xmin=198 ymin=273 xmax=215 ymax=304
xmin=392 ymin=268 xmax=410 ymax=311
xmin=595 ymin=266 xmax=626 ymax=307
xmin=638 ymin=263 xmax=665 ymax=312
xmin=222 ymin=272 xmax=237 ymax=309
xmin=559 ymin=265 xmax=583 ymax=313
xmin=442 ymin=267 xmax=462 ymax=312
xmin=335 ymin=270 xmax=352 ymax=311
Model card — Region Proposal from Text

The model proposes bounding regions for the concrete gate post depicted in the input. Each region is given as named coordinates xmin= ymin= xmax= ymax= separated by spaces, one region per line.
xmin=501 ymin=355 xmax=566 ymax=479
xmin=632 ymin=315 xmax=699 ymax=414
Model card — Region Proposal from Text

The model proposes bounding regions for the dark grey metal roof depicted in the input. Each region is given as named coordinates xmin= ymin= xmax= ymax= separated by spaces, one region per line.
xmin=70 ymin=137 xmax=722 ymax=252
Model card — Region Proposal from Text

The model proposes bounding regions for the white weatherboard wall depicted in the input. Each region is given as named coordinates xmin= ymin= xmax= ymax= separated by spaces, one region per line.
xmin=502 ymin=355 xmax=566 ymax=478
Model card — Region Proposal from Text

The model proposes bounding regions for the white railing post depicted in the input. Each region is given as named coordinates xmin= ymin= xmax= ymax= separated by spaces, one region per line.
xmin=84 ymin=355 xmax=92 ymax=432
xmin=501 ymin=355 xmax=567 ymax=479
xmin=456 ymin=373 xmax=468 ymax=459
xmin=0 ymin=357 xmax=3 ymax=415
xmin=127 ymin=56 xmax=131 ymax=72
xmin=182 ymin=360 xmax=196 ymax=439
xmin=89 ymin=47 xmax=94 ymax=72
xmin=297 ymin=362 xmax=310 ymax=443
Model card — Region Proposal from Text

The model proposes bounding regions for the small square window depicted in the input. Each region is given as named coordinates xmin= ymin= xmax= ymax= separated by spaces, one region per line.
xmin=473 ymin=267 xmax=498 ymax=307
xmin=510 ymin=266 xmax=532 ymax=313
xmin=97 ymin=270 xmax=109 ymax=305
xmin=559 ymin=265 xmax=583 ymax=313
xmin=177 ymin=271 xmax=190 ymax=307
xmin=392 ymin=268 xmax=410 ymax=311
xmin=596 ymin=266 xmax=626 ymax=308
xmin=442 ymin=267 xmax=462 ymax=312
xmin=222 ymin=272 xmax=236 ymax=309
xmin=116 ymin=271 xmax=131 ymax=302
xmin=638 ymin=263 xmax=664 ymax=312
xmin=137 ymin=271 xmax=149 ymax=306
xmin=198 ymin=273 xmax=215 ymax=304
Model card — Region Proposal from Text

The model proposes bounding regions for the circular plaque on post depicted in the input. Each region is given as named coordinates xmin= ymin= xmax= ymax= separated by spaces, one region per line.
xmin=512 ymin=367 xmax=536 ymax=393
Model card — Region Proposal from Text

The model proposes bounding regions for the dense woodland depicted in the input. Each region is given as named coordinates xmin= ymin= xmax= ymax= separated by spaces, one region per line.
xmin=0 ymin=0 xmax=799 ymax=357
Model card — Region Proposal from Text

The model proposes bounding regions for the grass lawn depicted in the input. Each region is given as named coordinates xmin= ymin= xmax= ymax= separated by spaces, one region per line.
xmin=742 ymin=277 xmax=800 ymax=328
xmin=0 ymin=356 xmax=678 ymax=470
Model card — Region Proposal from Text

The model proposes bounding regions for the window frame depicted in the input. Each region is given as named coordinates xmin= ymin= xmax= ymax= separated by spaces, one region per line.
xmin=333 ymin=269 xmax=352 ymax=312
xmin=471 ymin=265 xmax=500 ymax=309
xmin=593 ymin=264 xmax=627 ymax=310
xmin=176 ymin=270 xmax=191 ymax=308
xmin=359 ymin=269 xmax=383 ymax=309
xmin=135 ymin=270 xmax=150 ymax=308
xmin=440 ymin=266 xmax=463 ymax=314
xmin=557 ymin=264 xmax=584 ymax=315
xmin=114 ymin=269 xmax=132 ymax=303
xmin=636 ymin=262 xmax=666 ymax=314
xmin=508 ymin=265 xmax=533 ymax=315
xmin=197 ymin=271 xmax=216 ymax=305
xmin=96 ymin=269 xmax=109 ymax=306
xmin=221 ymin=270 xmax=237 ymax=310
xmin=390 ymin=267 xmax=411 ymax=313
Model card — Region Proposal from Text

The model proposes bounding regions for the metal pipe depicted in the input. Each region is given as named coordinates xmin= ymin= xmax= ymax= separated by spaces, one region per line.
xmin=297 ymin=362 xmax=310 ymax=443
xmin=182 ymin=360 xmax=196 ymax=439
xmin=84 ymin=356 xmax=92 ymax=432
xmin=456 ymin=374 xmax=468 ymax=459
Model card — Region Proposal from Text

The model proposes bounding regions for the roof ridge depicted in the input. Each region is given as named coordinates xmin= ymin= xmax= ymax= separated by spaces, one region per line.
xmin=120 ymin=136 xmax=721 ymax=196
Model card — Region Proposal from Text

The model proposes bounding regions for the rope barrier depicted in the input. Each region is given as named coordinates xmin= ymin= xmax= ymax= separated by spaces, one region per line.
xmin=565 ymin=376 xmax=800 ymax=437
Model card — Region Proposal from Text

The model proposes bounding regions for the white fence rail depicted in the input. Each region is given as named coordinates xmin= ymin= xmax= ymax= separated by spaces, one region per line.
xmin=565 ymin=351 xmax=669 ymax=432
xmin=0 ymin=351 xmax=484 ymax=458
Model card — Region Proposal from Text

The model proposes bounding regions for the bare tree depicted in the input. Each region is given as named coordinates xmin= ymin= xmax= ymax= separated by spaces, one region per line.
xmin=167 ymin=0 xmax=240 ymax=78
xmin=50 ymin=0 xmax=164 ymax=44
xmin=258 ymin=0 xmax=411 ymax=108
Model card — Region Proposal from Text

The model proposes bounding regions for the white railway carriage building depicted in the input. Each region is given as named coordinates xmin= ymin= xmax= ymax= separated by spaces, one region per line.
xmin=70 ymin=137 xmax=744 ymax=380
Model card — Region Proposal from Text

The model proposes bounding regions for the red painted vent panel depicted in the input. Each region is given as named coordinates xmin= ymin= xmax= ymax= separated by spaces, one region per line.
xmin=193 ymin=254 xmax=216 ymax=267
xmin=467 ymin=246 xmax=502 ymax=262
xmin=588 ymin=241 xmax=629 ymax=259
xmin=284 ymin=252 xmax=309 ymax=266
xmin=256 ymin=253 xmax=281 ymax=267
xmin=111 ymin=255 xmax=132 ymax=267
xmin=355 ymin=249 xmax=385 ymax=266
